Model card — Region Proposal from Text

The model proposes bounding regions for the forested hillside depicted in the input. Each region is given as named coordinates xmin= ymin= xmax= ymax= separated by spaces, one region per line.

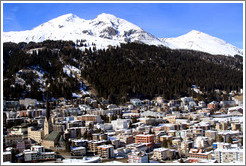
xmin=3 ymin=41 xmax=243 ymax=104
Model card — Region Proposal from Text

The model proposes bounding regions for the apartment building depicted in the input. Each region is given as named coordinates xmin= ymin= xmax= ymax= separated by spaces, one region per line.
xmin=117 ymin=134 xmax=133 ymax=145
xmin=88 ymin=140 xmax=107 ymax=153
xmin=188 ymin=149 xmax=212 ymax=160
xmin=23 ymin=149 xmax=56 ymax=162
xmin=27 ymin=127 xmax=44 ymax=143
xmin=97 ymin=144 xmax=114 ymax=159
xmin=79 ymin=114 xmax=102 ymax=123
xmin=214 ymin=148 xmax=243 ymax=163
xmin=128 ymin=150 xmax=148 ymax=163
xmin=71 ymin=147 xmax=86 ymax=156
xmin=31 ymin=145 xmax=45 ymax=153
xmin=4 ymin=133 xmax=23 ymax=146
xmin=111 ymin=119 xmax=129 ymax=130
xmin=3 ymin=151 xmax=12 ymax=162
xmin=152 ymin=148 xmax=169 ymax=160
xmin=135 ymin=134 xmax=155 ymax=148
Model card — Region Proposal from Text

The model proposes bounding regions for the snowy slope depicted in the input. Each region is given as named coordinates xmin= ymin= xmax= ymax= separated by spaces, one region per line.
xmin=160 ymin=30 xmax=243 ymax=56
xmin=3 ymin=13 xmax=243 ymax=56
xmin=3 ymin=13 xmax=164 ymax=49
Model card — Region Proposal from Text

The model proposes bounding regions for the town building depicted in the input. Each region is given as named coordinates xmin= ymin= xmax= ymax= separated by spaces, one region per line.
xmin=31 ymin=145 xmax=45 ymax=152
xmin=23 ymin=149 xmax=56 ymax=162
xmin=4 ymin=133 xmax=23 ymax=147
xmin=213 ymin=142 xmax=231 ymax=149
xmin=88 ymin=140 xmax=107 ymax=153
xmin=79 ymin=114 xmax=102 ymax=123
xmin=214 ymin=148 xmax=243 ymax=163
xmin=194 ymin=136 xmax=209 ymax=149
xmin=41 ymin=131 xmax=61 ymax=149
xmin=116 ymin=134 xmax=133 ymax=145
xmin=135 ymin=134 xmax=155 ymax=148
xmin=188 ymin=149 xmax=212 ymax=160
xmin=130 ymin=99 xmax=142 ymax=106
xmin=152 ymin=148 xmax=169 ymax=161
xmin=232 ymin=95 xmax=243 ymax=106
xmin=27 ymin=127 xmax=44 ymax=143
xmin=71 ymin=147 xmax=86 ymax=156
xmin=3 ymin=151 xmax=12 ymax=162
xmin=228 ymin=106 xmax=243 ymax=116
xmin=128 ymin=150 xmax=149 ymax=163
xmin=97 ymin=144 xmax=114 ymax=159
xmin=111 ymin=119 xmax=129 ymax=130
xmin=207 ymin=101 xmax=219 ymax=110
xmin=16 ymin=140 xmax=31 ymax=152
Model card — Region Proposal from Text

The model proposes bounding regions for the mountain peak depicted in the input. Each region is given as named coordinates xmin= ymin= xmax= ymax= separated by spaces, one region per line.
xmin=96 ymin=13 xmax=118 ymax=21
xmin=162 ymin=29 xmax=243 ymax=56
xmin=32 ymin=13 xmax=84 ymax=30
xmin=3 ymin=14 xmax=243 ymax=56
xmin=186 ymin=30 xmax=207 ymax=36
xmin=53 ymin=13 xmax=80 ymax=22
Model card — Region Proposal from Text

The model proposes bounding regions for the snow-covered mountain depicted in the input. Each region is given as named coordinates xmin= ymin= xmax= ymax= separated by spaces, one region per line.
xmin=3 ymin=13 xmax=243 ymax=56
xmin=161 ymin=30 xmax=243 ymax=56
xmin=3 ymin=13 xmax=167 ymax=50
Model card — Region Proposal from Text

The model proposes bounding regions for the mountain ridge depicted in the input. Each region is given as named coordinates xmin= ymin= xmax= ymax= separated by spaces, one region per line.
xmin=3 ymin=13 xmax=243 ymax=56
xmin=160 ymin=30 xmax=243 ymax=56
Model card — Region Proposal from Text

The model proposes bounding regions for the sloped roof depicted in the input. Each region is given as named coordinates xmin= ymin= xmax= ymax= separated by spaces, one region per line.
xmin=43 ymin=131 xmax=60 ymax=141
xmin=233 ymin=95 xmax=243 ymax=101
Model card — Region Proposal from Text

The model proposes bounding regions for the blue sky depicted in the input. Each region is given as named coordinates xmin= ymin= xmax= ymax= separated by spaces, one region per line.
xmin=3 ymin=2 xmax=244 ymax=48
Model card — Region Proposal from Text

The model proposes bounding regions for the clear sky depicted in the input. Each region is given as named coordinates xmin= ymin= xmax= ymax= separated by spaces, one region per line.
xmin=3 ymin=2 xmax=244 ymax=48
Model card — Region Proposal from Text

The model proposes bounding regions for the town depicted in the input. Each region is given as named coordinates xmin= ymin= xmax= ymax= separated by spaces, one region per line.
xmin=3 ymin=85 xmax=243 ymax=164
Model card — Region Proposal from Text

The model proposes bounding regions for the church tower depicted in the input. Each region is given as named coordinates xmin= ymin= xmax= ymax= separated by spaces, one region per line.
xmin=44 ymin=91 xmax=53 ymax=136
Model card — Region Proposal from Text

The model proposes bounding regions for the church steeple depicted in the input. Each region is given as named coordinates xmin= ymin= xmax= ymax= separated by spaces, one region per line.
xmin=46 ymin=92 xmax=50 ymax=120
xmin=44 ymin=82 xmax=53 ymax=136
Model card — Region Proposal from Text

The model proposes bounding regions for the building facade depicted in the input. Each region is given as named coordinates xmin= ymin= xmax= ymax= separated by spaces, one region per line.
xmin=97 ymin=145 xmax=114 ymax=159
xmin=27 ymin=127 xmax=44 ymax=143
xmin=128 ymin=150 xmax=149 ymax=163
xmin=135 ymin=134 xmax=155 ymax=148
xmin=214 ymin=148 xmax=243 ymax=163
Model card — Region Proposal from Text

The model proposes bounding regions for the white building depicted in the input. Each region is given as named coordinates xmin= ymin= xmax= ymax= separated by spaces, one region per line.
xmin=111 ymin=119 xmax=130 ymax=130
xmin=128 ymin=150 xmax=149 ymax=163
xmin=198 ymin=101 xmax=206 ymax=108
xmin=214 ymin=148 xmax=243 ymax=163
xmin=220 ymin=101 xmax=235 ymax=107
xmin=194 ymin=136 xmax=209 ymax=149
xmin=23 ymin=149 xmax=55 ymax=162
xmin=228 ymin=106 xmax=243 ymax=116
xmin=130 ymin=99 xmax=142 ymax=106
xmin=31 ymin=145 xmax=45 ymax=153
xmin=152 ymin=148 xmax=169 ymax=160
xmin=181 ymin=97 xmax=194 ymax=105
xmin=96 ymin=123 xmax=113 ymax=131
xmin=79 ymin=104 xmax=91 ymax=111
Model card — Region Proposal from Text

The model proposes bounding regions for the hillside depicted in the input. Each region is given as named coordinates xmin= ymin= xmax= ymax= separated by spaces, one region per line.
xmin=3 ymin=41 xmax=243 ymax=104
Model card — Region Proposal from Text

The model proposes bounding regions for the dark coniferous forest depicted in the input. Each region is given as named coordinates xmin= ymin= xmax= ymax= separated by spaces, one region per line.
xmin=3 ymin=40 xmax=243 ymax=104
